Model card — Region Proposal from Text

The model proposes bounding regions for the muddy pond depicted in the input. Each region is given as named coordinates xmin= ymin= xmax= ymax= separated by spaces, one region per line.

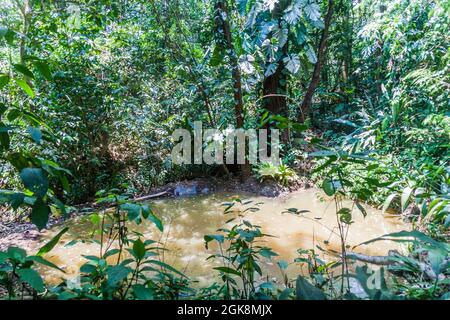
xmin=34 ymin=189 xmax=410 ymax=287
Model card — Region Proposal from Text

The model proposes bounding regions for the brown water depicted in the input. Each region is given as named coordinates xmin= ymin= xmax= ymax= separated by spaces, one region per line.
xmin=35 ymin=189 xmax=409 ymax=287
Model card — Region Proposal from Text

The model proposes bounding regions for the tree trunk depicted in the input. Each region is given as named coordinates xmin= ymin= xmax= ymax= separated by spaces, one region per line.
xmin=263 ymin=56 xmax=288 ymax=118
xmin=299 ymin=0 xmax=334 ymax=123
xmin=215 ymin=0 xmax=249 ymax=178
xmin=259 ymin=1 xmax=293 ymax=151
xmin=215 ymin=0 xmax=244 ymax=128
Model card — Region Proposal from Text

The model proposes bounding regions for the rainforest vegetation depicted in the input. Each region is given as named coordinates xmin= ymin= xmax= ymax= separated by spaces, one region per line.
xmin=0 ymin=0 xmax=449 ymax=300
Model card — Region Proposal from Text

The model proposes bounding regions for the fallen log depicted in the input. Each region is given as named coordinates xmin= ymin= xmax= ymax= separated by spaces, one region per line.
xmin=346 ymin=251 xmax=397 ymax=266
xmin=345 ymin=251 xmax=447 ymax=281
xmin=133 ymin=191 xmax=169 ymax=202
xmin=73 ymin=190 xmax=171 ymax=214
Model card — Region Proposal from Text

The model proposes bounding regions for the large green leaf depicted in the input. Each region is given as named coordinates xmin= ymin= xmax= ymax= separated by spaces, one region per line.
xmin=382 ymin=193 xmax=397 ymax=213
xmin=213 ymin=266 xmax=241 ymax=276
xmin=120 ymin=203 xmax=141 ymax=221
xmin=204 ymin=234 xmax=225 ymax=249
xmin=401 ymin=187 xmax=413 ymax=212
xmin=0 ymin=74 xmax=10 ymax=89
xmin=33 ymin=60 xmax=52 ymax=81
xmin=147 ymin=260 xmax=187 ymax=278
xmin=147 ymin=212 xmax=163 ymax=232
xmin=15 ymin=79 xmax=35 ymax=98
xmin=351 ymin=266 xmax=394 ymax=300
xmin=107 ymin=265 xmax=132 ymax=286
xmin=132 ymin=238 xmax=146 ymax=260
xmin=295 ymin=276 xmax=327 ymax=300
xmin=306 ymin=47 xmax=318 ymax=64
xmin=31 ymin=200 xmax=50 ymax=230
xmin=283 ymin=54 xmax=300 ymax=74
xmin=354 ymin=230 xmax=449 ymax=252
xmin=27 ymin=126 xmax=42 ymax=144
xmin=20 ymin=168 xmax=48 ymax=198
xmin=17 ymin=268 xmax=44 ymax=292
xmin=37 ymin=227 xmax=69 ymax=256
xmin=0 ymin=127 xmax=10 ymax=151
xmin=132 ymin=284 xmax=153 ymax=300
xmin=26 ymin=256 xmax=65 ymax=273
xmin=304 ymin=2 xmax=321 ymax=21
xmin=13 ymin=64 xmax=35 ymax=79
xmin=7 ymin=247 xmax=27 ymax=262
xmin=322 ymin=178 xmax=339 ymax=196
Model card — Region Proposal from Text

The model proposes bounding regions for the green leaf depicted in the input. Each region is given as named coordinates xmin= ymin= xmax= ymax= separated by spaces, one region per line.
xmin=239 ymin=54 xmax=255 ymax=74
xmin=7 ymin=247 xmax=27 ymax=262
xmin=355 ymin=201 xmax=367 ymax=218
xmin=279 ymin=288 xmax=293 ymax=300
xmin=107 ymin=265 xmax=132 ymax=286
xmin=444 ymin=214 xmax=450 ymax=228
xmin=148 ymin=260 xmax=187 ymax=278
xmin=259 ymin=248 xmax=279 ymax=258
xmin=147 ymin=212 xmax=163 ymax=232
xmin=306 ymin=47 xmax=318 ymax=64
xmin=27 ymin=126 xmax=42 ymax=143
xmin=6 ymin=108 xmax=21 ymax=121
xmin=210 ymin=46 xmax=224 ymax=67
xmin=133 ymin=284 xmax=153 ymax=300
xmin=309 ymin=150 xmax=339 ymax=157
xmin=296 ymin=276 xmax=327 ymax=300
xmin=13 ymin=64 xmax=35 ymax=79
xmin=322 ymin=178 xmax=338 ymax=196
xmin=31 ymin=200 xmax=50 ymax=230
xmin=10 ymin=192 xmax=25 ymax=209
xmin=0 ymin=74 xmax=10 ymax=89
xmin=15 ymin=79 xmax=35 ymax=98
xmin=283 ymin=54 xmax=301 ymax=74
xmin=337 ymin=208 xmax=352 ymax=224
xmin=33 ymin=61 xmax=52 ymax=81
xmin=304 ymin=3 xmax=321 ymax=21
xmin=50 ymin=195 xmax=67 ymax=216
xmin=213 ymin=266 xmax=241 ymax=276
xmin=80 ymin=263 xmax=97 ymax=274
xmin=382 ymin=193 xmax=397 ymax=213
xmin=277 ymin=260 xmax=289 ymax=270
xmin=354 ymin=230 xmax=449 ymax=252
xmin=0 ymin=252 xmax=8 ymax=263
xmin=401 ymin=187 xmax=413 ymax=212
xmin=17 ymin=268 xmax=44 ymax=292
xmin=204 ymin=234 xmax=224 ymax=244
xmin=37 ymin=227 xmax=69 ymax=256
xmin=352 ymin=265 xmax=391 ymax=299
xmin=20 ymin=168 xmax=48 ymax=198
xmin=26 ymin=256 xmax=65 ymax=273
xmin=120 ymin=203 xmax=141 ymax=221
xmin=264 ymin=63 xmax=277 ymax=77
xmin=0 ymin=124 xmax=10 ymax=151
xmin=132 ymin=238 xmax=146 ymax=260
xmin=8 ymin=152 xmax=31 ymax=171
xmin=0 ymin=27 xmax=15 ymax=45
xmin=101 ymin=249 xmax=119 ymax=259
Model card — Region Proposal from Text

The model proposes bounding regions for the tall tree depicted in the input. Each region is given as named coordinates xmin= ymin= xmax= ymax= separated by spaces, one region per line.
xmin=214 ymin=0 xmax=245 ymax=128
xmin=214 ymin=0 xmax=250 ymax=177
xmin=299 ymin=0 xmax=334 ymax=122
xmin=262 ymin=1 xmax=291 ymax=127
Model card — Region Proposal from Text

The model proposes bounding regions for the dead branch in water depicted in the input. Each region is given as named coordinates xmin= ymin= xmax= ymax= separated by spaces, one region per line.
xmin=345 ymin=251 xmax=447 ymax=281
xmin=132 ymin=191 xmax=169 ymax=202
